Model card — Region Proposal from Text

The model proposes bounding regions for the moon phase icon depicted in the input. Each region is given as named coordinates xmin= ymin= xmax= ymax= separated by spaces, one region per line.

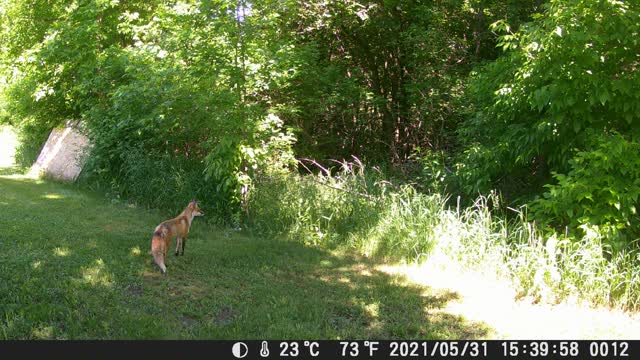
xmin=232 ymin=342 xmax=248 ymax=358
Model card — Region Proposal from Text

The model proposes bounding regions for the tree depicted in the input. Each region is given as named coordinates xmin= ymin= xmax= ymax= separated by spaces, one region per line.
xmin=273 ymin=0 xmax=542 ymax=164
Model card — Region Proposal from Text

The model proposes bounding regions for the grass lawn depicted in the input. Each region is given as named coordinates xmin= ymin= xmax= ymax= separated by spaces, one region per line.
xmin=0 ymin=167 xmax=489 ymax=339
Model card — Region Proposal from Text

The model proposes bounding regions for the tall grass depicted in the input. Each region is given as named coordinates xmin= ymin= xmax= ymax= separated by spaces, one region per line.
xmin=248 ymin=160 xmax=640 ymax=311
xmin=435 ymin=197 xmax=640 ymax=310
xmin=247 ymin=160 xmax=442 ymax=260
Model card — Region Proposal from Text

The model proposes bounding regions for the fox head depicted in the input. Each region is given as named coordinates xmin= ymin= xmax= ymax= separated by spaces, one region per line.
xmin=189 ymin=200 xmax=205 ymax=217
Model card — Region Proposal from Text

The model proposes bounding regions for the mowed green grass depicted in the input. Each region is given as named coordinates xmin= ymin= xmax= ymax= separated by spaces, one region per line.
xmin=0 ymin=168 xmax=489 ymax=339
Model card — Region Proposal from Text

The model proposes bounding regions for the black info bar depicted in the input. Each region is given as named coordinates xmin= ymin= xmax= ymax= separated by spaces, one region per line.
xmin=1 ymin=340 xmax=636 ymax=360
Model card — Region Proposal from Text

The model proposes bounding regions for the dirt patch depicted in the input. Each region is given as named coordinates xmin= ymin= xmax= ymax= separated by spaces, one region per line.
xmin=181 ymin=315 xmax=199 ymax=328
xmin=125 ymin=283 xmax=144 ymax=297
xmin=214 ymin=306 xmax=235 ymax=326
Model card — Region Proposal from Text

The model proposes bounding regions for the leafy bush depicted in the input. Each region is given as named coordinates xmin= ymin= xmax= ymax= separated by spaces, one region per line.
xmin=532 ymin=133 xmax=640 ymax=251
xmin=79 ymin=147 xmax=227 ymax=221
xmin=458 ymin=0 xmax=640 ymax=198
xmin=1 ymin=1 xmax=300 ymax=223
xmin=12 ymin=118 xmax=51 ymax=168
xmin=408 ymin=148 xmax=453 ymax=195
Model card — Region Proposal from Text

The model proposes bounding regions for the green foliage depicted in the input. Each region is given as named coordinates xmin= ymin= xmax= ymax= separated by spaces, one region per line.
xmin=1 ymin=0 xmax=298 ymax=222
xmin=503 ymin=228 xmax=640 ymax=309
xmin=456 ymin=0 xmax=640 ymax=257
xmin=531 ymin=133 xmax=640 ymax=250
xmin=205 ymin=113 xmax=297 ymax=220
xmin=459 ymin=0 xmax=640 ymax=196
xmin=2 ymin=0 xmax=638 ymax=314
xmin=275 ymin=0 xmax=542 ymax=162
xmin=1 ymin=0 xmax=544 ymax=219
xmin=80 ymin=147 xmax=226 ymax=221
xmin=408 ymin=148 xmax=453 ymax=195
xmin=430 ymin=195 xmax=640 ymax=310
xmin=12 ymin=118 xmax=51 ymax=168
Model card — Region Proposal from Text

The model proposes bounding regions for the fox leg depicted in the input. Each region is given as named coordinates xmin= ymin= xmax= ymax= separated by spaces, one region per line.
xmin=175 ymin=237 xmax=181 ymax=256
xmin=181 ymin=236 xmax=187 ymax=256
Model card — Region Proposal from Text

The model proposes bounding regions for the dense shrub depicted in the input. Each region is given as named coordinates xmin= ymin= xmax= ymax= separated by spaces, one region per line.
xmin=457 ymin=0 xmax=640 ymax=250
xmin=12 ymin=119 xmax=51 ymax=168
xmin=458 ymin=0 xmax=640 ymax=195
xmin=531 ymin=133 xmax=640 ymax=251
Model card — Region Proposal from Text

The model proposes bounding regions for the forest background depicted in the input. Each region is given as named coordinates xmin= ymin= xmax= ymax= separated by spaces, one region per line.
xmin=1 ymin=0 xmax=639 ymax=311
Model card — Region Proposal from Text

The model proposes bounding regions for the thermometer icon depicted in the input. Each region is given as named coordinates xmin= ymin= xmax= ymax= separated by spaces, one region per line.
xmin=260 ymin=341 xmax=270 ymax=357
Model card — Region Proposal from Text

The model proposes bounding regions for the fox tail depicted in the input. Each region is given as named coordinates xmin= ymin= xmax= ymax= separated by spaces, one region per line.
xmin=152 ymin=250 xmax=166 ymax=273
xmin=151 ymin=228 xmax=168 ymax=274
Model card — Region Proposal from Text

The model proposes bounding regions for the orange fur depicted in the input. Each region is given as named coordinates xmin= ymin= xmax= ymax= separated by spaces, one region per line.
xmin=150 ymin=200 xmax=204 ymax=273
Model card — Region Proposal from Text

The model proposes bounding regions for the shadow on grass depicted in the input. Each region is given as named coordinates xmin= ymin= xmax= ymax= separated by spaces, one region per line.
xmin=0 ymin=169 xmax=491 ymax=339
xmin=144 ymin=235 xmax=492 ymax=340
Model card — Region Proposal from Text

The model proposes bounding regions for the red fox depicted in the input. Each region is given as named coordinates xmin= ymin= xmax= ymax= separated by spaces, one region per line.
xmin=151 ymin=200 xmax=204 ymax=273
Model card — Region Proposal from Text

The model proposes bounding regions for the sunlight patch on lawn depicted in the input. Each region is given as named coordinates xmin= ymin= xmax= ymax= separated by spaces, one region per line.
xmin=79 ymin=258 xmax=113 ymax=287
xmin=350 ymin=263 xmax=374 ymax=277
xmin=43 ymin=193 xmax=63 ymax=200
xmin=31 ymin=325 xmax=54 ymax=339
xmin=376 ymin=259 xmax=640 ymax=339
xmin=364 ymin=302 xmax=379 ymax=318
xmin=364 ymin=302 xmax=383 ymax=332
xmin=0 ymin=173 xmax=44 ymax=182
xmin=53 ymin=247 xmax=71 ymax=257
xmin=318 ymin=273 xmax=359 ymax=291
xmin=32 ymin=260 xmax=43 ymax=269
xmin=130 ymin=246 xmax=142 ymax=256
